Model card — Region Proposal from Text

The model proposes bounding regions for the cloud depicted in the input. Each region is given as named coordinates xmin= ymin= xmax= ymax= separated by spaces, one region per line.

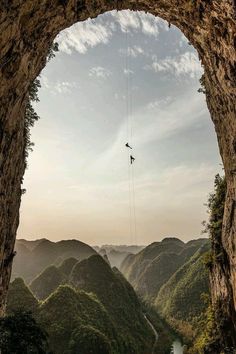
xmin=141 ymin=15 xmax=160 ymax=36
xmin=84 ymin=89 xmax=208 ymax=181
xmin=57 ymin=18 xmax=113 ymax=54
xmin=57 ymin=10 xmax=169 ymax=55
xmin=113 ymin=11 xmax=161 ymax=36
xmin=147 ymin=96 xmax=172 ymax=110
xmin=124 ymin=68 xmax=134 ymax=75
xmin=89 ymin=66 xmax=112 ymax=79
xmin=133 ymin=163 xmax=217 ymax=209
xmin=54 ymin=81 xmax=77 ymax=94
xmin=119 ymin=45 xmax=144 ymax=58
xmin=41 ymin=75 xmax=77 ymax=94
xmin=146 ymin=52 xmax=202 ymax=78
xmin=40 ymin=75 xmax=50 ymax=89
xmin=113 ymin=10 xmax=140 ymax=32
xmin=131 ymin=91 xmax=207 ymax=147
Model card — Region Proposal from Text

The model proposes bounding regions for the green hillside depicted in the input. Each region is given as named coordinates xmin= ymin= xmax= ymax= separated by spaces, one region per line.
xmin=69 ymin=255 xmax=155 ymax=353
xmin=38 ymin=285 xmax=117 ymax=354
xmin=121 ymin=238 xmax=184 ymax=283
xmin=156 ymin=243 xmax=210 ymax=340
xmin=58 ymin=257 xmax=78 ymax=276
xmin=8 ymin=238 xmax=211 ymax=353
xmin=7 ymin=278 xmax=38 ymax=314
xmin=30 ymin=265 xmax=66 ymax=300
xmin=136 ymin=252 xmax=184 ymax=300
xmin=29 ymin=257 xmax=79 ymax=301
xmin=12 ymin=238 xmax=97 ymax=283
xmin=121 ymin=237 xmax=208 ymax=301
xmin=7 ymin=254 xmax=174 ymax=353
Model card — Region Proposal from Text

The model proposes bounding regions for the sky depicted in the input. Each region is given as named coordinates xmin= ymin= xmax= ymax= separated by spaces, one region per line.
xmin=17 ymin=10 xmax=222 ymax=245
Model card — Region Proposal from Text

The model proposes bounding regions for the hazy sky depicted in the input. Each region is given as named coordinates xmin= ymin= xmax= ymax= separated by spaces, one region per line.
xmin=17 ymin=10 xmax=221 ymax=245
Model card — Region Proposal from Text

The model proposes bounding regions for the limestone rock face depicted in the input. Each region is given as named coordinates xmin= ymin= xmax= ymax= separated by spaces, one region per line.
xmin=0 ymin=0 xmax=236 ymax=349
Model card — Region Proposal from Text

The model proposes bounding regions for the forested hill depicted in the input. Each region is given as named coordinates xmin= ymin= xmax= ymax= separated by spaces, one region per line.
xmin=156 ymin=242 xmax=210 ymax=340
xmin=121 ymin=237 xmax=209 ymax=301
xmin=9 ymin=237 xmax=211 ymax=353
xmin=8 ymin=255 xmax=174 ymax=354
xmin=120 ymin=237 xmax=211 ymax=346
xmin=12 ymin=238 xmax=97 ymax=283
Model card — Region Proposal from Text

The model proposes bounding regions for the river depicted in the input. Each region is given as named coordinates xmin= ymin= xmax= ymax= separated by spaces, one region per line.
xmin=171 ymin=339 xmax=184 ymax=354
xmin=144 ymin=313 xmax=184 ymax=354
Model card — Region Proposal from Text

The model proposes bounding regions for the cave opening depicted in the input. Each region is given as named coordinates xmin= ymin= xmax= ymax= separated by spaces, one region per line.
xmin=14 ymin=12 xmax=221 ymax=352
xmin=18 ymin=10 xmax=220 ymax=247
xmin=0 ymin=1 xmax=235 ymax=348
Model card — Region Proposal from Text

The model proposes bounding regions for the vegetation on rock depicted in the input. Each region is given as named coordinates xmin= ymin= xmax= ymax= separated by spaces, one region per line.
xmin=30 ymin=265 xmax=66 ymax=300
xmin=7 ymin=278 xmax=38 ymax=314
xmin=156 ymin=244 xmax=210 ymax=342
xmin=0 ymin=311 xmax=49 ymax=354
xmin=121 ymin=237 xmax=209 ymax=302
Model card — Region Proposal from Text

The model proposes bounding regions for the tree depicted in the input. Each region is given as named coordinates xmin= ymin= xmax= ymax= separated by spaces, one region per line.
xmin=7 ymin=278 xmax=38 ymax=314
xmin=202 ymin=174 xmax=226 ymax=265
xmin=23 ymin=42 xmax=59 ymax=170
xmin=187 ymin=174 xmax=227 ymax=353
xmin=68 ymin=325 xmax=112 ymax=354
xmin=0 ymin=311 xmax=50 ymax=354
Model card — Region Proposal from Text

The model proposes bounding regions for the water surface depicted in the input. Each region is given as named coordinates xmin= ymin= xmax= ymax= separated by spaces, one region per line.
xmin=171 ymin=340 xmax=184 ymax=354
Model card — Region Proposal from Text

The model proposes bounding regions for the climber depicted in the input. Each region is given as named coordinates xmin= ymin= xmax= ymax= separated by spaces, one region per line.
xmin=130 ymin=155 xmax=135 ymax=165
xmin=125 ymin=143 xmax=132 ymax=149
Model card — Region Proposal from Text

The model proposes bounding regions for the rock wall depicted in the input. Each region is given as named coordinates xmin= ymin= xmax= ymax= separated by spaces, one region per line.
xmin=0 ymin=0 xmax=235 ymax=349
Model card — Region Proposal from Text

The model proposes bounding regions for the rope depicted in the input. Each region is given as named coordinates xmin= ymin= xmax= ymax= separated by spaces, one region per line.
xmin=127 ymin=147 xmax=133 ymax=242
xmin=125 ymin=27 xmax=137 ymax=245
xmin=131 ymin=162 xmax=137 ymax=245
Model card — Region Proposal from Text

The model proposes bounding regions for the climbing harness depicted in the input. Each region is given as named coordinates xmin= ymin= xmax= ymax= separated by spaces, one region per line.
xmin=125 ymin=142 xmax=132 ymax=149
xmin=130 ymin=155 xmax=135 ymax=164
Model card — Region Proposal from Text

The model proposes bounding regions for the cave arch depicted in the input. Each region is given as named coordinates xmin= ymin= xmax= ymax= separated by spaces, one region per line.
xmin=0 ymin=0 xmax=236 ymax=349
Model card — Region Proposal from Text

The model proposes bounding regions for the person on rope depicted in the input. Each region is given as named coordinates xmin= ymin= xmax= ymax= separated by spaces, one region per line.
xmin=125 ymin=143 xmax=132 ymax=149
xmin=130 ymin=155 xmax=135 ymax=164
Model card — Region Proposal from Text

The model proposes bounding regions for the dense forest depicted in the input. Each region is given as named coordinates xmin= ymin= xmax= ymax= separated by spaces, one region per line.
xmin=3 ymin=236 xmax=209 ymax=353
xmin=7 ymin=255 xmax=173 ymax=354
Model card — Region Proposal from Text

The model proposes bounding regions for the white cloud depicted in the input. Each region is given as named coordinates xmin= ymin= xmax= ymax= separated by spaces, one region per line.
xmin=124 ymin=68 xmax=134 ymax=75
xmin=85 ymin=90 xmax=207 ymax=179
xmin=89 ymin=66 xmax=112 ymax=79
xmin=146 ymin=52 xmax=202 ymax=78
xmin=132 ymin=90 xmax=207 ymax=147
xmin=113 ymin=11 xmax=140 ymax=32
xmin=114 ymin=11 xmax=161 ymax=36
xmin=57 ymin=11 xmax=169 ymax=55
xmin=54 ymin=81 xmax=77 ymax=94
xmin=57 ymin=18 xmax=113 ymax=54
xmin=40 ymin=75 xmax=77 ymax=94
xmin=147 ymin=96 xmax=172 ymax=110
xmin=133 ymin=163 xmax=217 ymax=208
xmin=141 ymin=15 xmax=160 ymax=36
xmin=119 ymin=45 xmax=144 ymax=57
xmin=40 ymin=75 xmax=50 ymax=89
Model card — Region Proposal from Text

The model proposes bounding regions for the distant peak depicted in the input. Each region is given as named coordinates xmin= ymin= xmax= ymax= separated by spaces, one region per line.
xmin=161 ymin=237 xmax=184 ymax=244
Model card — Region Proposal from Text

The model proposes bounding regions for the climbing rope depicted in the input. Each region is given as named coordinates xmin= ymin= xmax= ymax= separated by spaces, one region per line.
xmin=125 ymin=27 xmax=137 ymax=246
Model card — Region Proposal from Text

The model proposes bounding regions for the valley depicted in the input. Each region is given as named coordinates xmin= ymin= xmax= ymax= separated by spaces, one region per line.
xmin=8 ymin=235 xmax=210 ymax=353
